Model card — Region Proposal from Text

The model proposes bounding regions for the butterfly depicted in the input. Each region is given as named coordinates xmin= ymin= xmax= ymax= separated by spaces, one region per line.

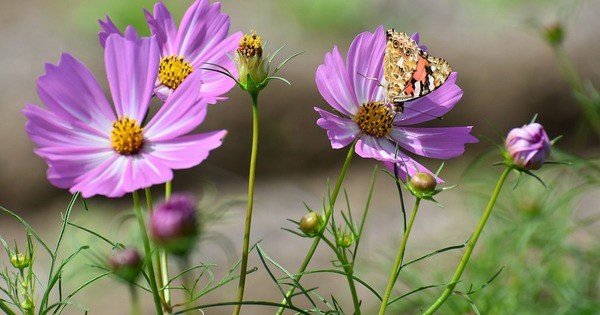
xmin=383 ymin=29 xmax=452 ymax=113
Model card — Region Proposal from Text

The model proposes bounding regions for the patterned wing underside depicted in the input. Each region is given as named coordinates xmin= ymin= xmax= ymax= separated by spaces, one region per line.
xmin=383 ymin=29 xmax=452 ymax=110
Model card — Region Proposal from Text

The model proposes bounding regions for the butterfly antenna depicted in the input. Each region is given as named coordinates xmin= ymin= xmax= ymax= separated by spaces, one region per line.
xmin=357 ymin=72 xmax=384 ymax=88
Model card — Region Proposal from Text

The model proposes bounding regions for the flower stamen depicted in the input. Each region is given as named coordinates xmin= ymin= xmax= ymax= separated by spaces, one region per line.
xmin=355 ymin=101 xmax=394 ymax=137
xmin=111 ymin=116 xmax=144 ymax=155
xmin=158 ymin=55 xmax=194 ymax=90
xmin=238 ymin=33 xmax=263 ymax=58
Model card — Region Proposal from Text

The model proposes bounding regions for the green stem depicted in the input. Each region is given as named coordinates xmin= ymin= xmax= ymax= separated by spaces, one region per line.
xmin=233 ymin=91 xmax=260 ymax=315
xmin=165 ymin=181 xmax=172 ymax=200
xmin=0 ymin=301 xmax=16 ymax=315
xmin=276 ymin=141 xmax=356 ymax=315
xmin=422 ymin=167 xmax=510 ymax=314
xmin=130 ymin=285 xmax=141 ymax=315
xmin=379 ymin=198 xmax=421 ymax=314
xmin=132 ymin=191 xmax=164 ymax=315
xmin=145 ymin=188 xmax=171 ymax=310
xmin=322 ymin=237 xmax=361 ymax=315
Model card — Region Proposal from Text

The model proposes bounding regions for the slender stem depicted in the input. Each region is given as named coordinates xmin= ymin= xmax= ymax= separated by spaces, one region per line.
xmin=276 ymin=141 xmax=356 ymax=315
xmin=0 ymin=301 xmax=15 ymax=315
xmin=341 ymin=248 xmax=361 ymax=315
xmin=145 ymin=188 xmax=170 ymax=309
xmin=322 ymin=237 xmax=361 ymax=315
xmin=379 ymin=198 xmax=421 ymax=314
xmin=422 ymin=167 xmax=511 ymax=315
xmin=177 ymin=256 xmax=195 ymax=309
xmin=132 ymin=191 xmax=164 ymax=315
xmin=233 ymin=91 xmax=260 ymax=315
xmin=130 ymin=285 xmax=141 ymax=315
xmin=165 ymin=181 xmax=172 ymax=200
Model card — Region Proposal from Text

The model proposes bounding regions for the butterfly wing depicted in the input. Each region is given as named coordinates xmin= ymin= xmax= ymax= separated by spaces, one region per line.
xmin=383 ymin=30 xmax=420 ymax=104
xmin=384 ymin=29 xmax=452 ymax=108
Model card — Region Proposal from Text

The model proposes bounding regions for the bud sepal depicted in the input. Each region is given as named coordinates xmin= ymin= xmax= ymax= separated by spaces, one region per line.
xmin=204 ymin=31 xmax=302 ymax=96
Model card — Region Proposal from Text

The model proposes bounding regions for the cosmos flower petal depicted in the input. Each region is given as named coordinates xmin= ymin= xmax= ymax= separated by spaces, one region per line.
xmin=36 ymin=54 xmax=115 ymax=133
xmin=395 ymin=72 xmax=462 ymax=125
xmin=43 ymin=149 xmax=115 ymax=190
xmin=150 ymin=130 xmax=227 ymax=169
xmin=347 ymin=26 xmax=385 ymax=104
xmin=355 ymin=136 xmax=403 ymax=162
xmin=196 ymin=32 xmax=242 ymax=103
xmin=390 ymin=126 xmax=478 ymax=159
xmin=105 ymin=28 xmax=159 ymax=119
xmin=145 ymin=2 xmax=178 ymax=55
xmin=98 ymin=16 xmax=122 ymax=48
xmin=383 ymin=156 xmax=444 ymax=184
xmin=72 ymin=154 xmax=173 ymax=198
xmin=315 ymin=46 xmax=359 ymax=116
xmin=23 ymin=104 xmax=110 ymax=150
xmin=145 ymin=71 xmax=207 ymax=141
xmin=314 ymin=107 xmax=360 ymax=149
xmin=176 ymin=0 xmax=230 ymax=62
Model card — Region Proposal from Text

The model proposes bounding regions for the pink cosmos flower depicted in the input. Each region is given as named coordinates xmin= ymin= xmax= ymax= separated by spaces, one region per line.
xmin=99 ymin=0 xmax=242 ymax=103
xmin=315 ymin=26 xmax=478 ymax=181
xmin=24 ymin=29 xmax=226 ymax=198
xmin=505 ymin=122 xmax=551 ymax=170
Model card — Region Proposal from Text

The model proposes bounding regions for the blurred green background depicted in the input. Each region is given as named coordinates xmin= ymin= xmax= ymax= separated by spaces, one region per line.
xmin=0 ymin=0 xmax=599 ymax=314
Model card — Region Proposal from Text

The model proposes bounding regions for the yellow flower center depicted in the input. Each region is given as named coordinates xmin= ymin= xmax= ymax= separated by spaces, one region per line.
xmin=110 ymin=116 xmax=144 ymax=155
xmin=238 ymin=33 xmax=263 ymax=58
xmin=158 ymin=55 xmax=194 ymax=90
xmin=355 ymin=101 xmax=394 ymax=138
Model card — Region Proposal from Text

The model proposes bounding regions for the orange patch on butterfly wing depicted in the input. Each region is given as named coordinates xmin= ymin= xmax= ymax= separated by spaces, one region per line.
xmin=412 ymin=55 xmax=429 ymax=83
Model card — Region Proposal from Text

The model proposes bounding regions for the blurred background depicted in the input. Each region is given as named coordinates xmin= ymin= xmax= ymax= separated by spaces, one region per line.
xmin=1 ymin=0 xmax=599 ymax=314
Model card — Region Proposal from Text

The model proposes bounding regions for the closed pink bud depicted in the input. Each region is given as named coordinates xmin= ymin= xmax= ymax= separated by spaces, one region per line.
xmin=505 ymin=123 xmax=551 ymax=170
xmin=150 ymin=193 xmax=199 ymax=255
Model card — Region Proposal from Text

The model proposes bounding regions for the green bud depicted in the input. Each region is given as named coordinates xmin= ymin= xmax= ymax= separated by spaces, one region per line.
xmin=409 ymin=172 xmax=437 ymax=194
xmin=336 ymin=229 xmax=355 ymax=248
xmin=544 ymin=23 xmax=564 ymax=46
xmin=109 ymin=249 xmax=143 ymax=283
xmin=235 ymin=32 xmax=268 ymax=90
xmin=21 ymin=298 xmax=33 ymax=311
xmin=299 ymin=212 xmax=321 ymax=236
xmin=10 ymin=253 xmax=30 ymax=271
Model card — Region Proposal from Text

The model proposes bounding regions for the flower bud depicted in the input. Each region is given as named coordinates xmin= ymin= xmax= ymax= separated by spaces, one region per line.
xmin=299 ymin=212 xmax=321 ymax=236
xmin=409 ymin=172 xmax=437 ymax=194
xmin=505 ymin=123 xmax=551 ymax=170
xmin=544 ymin=23 xmax=564 ymax=46
xmin=10 ymin=253 xmax=30 ymax=271
xmin=150 ymin=193 xmax=199 ymax=255
xmin=109 ymin=248 xmax=143 ymax=283
xmin=235 ymin=32 xmax=268 ymax=89
xmin=21 ymin=298 xmax=33 ymax=311
xmin=336 ymin=229 xmax=355 ymax=248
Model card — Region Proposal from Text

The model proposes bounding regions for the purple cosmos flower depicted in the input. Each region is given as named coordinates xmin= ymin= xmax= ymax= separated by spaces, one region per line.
xmin=315 ymin=26 xmax=478 ymax=181
xmin=150 ymin=193 xmax=198 ymax=255
xmin=23 ymin=29 xmax=226 ymax=198
xmin=99 ymin=0 xmax=242 ymax=103
xmin=505 ymin=122 xmax=551 ymax=170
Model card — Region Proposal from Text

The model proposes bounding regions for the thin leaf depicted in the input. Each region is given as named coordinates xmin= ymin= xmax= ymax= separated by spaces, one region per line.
xmin=0 ymin=206 xmax=51 ymax=256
